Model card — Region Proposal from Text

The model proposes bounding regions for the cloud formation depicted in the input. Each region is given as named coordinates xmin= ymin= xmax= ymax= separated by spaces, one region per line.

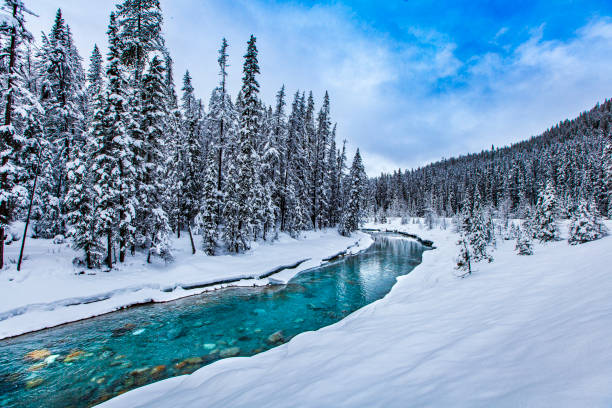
xmin=26 ymin=1 xmax=612 ymax=175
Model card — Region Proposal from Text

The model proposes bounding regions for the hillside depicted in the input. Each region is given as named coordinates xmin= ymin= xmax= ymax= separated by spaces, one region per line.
xmin=371 ymin=99 xmax=612 ymax=219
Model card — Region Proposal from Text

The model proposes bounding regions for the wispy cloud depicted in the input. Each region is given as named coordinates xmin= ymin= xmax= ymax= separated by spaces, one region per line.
xmin=25 ymin=1 xmax=612 ymax=175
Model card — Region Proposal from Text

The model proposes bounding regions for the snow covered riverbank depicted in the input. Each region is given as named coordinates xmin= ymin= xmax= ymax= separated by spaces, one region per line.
xmin=100 ymin=218 xmax=612 ymax=408
xmin=0 ymin=229 xmax=373 ymax=339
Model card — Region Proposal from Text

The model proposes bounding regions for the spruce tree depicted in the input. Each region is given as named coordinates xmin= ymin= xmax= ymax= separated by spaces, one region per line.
xmin=139 ymin=55 xmax=172 ymax=262
xmin=533 ymin=181 xmax=560 ymax=242
xmin=200 ymin=148 xmax=219 ymax=255
xmin=568 ymin=197 xmax=608 ymax=245
xmin=604 ymin=137 xmax=612 ymax=218
xmin=116 ymin=0 xmax=163 ymax=83
xmin=35 ymin=9 xmax=86 ymax=238
xmin=225 ymin=35 xmax=260 ymax=252
xmin=0 ymin=0 xmax=36 ymax=268
xmin=179 ymin=70 xmax=204 ymax=253
xmin=515 ymin=226 xmax=533 ymax=255
xmin=455 ymin=231 xmax=472 ymax=276
xmin=339 ymin=149 xmax=366 ymax=236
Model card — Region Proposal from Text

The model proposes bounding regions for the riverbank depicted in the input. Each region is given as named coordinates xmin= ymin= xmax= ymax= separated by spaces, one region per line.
xmin=0 ymin=229 xmax=373 ymax=339
xmin=100 ymin=217 xmax=612 ymax=408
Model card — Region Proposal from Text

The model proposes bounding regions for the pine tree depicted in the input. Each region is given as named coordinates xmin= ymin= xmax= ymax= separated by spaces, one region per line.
xmin=225 ymin=35 xmax=260 ymax=252
xmin=455 ymin=232 xmax=472 ymax=276
xmin=86 ymin=44 xmax=103 ymax=105
xmin=65 ymin=139 xmax=102 ymax=267
xmin=35 ymin=9 xmax=86 ymax=238
xmin=339 ymin=149 xmax=366 ymax=236
xmin=139 ymin=55 xmax=172 ymax=262
xmin=200 ymin=148 xmax=219 ymax=255
xmin=604 ymin=137 xmax=612 ymax=218
xmin=515 ymin=226 xmax=533 ymax=255
xmin=315 ymin=91 xmax=331 ymax=228
xmin=179 ymin=70 xmax=204 ymax=253
xmin=468 ymin=189 xmax=493 ymax=263
xmin=533 ymin=181 xmax=560 ymax=242
xmin=116 ymin=0 xmax=163 ymax=83
xmin=0 ymin=0 xmax=36 ymax=268
xmin=568 ymin=197 xmax=608 ymax=245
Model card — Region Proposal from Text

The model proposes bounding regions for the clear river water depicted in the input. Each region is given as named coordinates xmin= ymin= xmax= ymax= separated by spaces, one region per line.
xmin=0 ymin=234 xmax=426 ymax=408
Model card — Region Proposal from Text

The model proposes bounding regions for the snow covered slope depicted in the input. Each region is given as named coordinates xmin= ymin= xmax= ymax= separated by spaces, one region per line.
xmin=100 ymin=219 xmax=612 ymax=408
xmin=0 ymin=229 xmax=373 ymax=339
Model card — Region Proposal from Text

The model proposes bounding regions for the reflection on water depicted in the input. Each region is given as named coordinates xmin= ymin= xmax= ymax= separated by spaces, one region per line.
xmin=0 ymin=235 xmax=425 ymax=408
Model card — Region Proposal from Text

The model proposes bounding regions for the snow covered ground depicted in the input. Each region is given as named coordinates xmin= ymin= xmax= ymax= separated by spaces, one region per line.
xmin=0 ymin=228 xmax=373 ymax=339
xmin=100 ymin=217 xmax=612 ymax=408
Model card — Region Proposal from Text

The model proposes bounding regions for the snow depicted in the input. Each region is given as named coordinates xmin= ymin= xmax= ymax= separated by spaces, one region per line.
xmin=0 ymin=228 xmax=373 ymax=339
xmin=99 ymin=217 xmax=612 ymax=408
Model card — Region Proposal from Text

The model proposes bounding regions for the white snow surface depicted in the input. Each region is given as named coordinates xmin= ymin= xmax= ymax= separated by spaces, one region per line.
xmin=0 ymin=228 xmax=373 ymax=339
xmin=99 ymin=218 xmax=612 ymax=408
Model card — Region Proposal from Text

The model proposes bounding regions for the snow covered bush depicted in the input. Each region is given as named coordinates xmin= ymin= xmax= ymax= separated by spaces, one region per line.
xmin=455 ymin=233 xmax=472 ymax=277
xmin=515 ymin=227 xmax=533 ymax=255
xmin=568 ymin=199 xmax=608 ymax=245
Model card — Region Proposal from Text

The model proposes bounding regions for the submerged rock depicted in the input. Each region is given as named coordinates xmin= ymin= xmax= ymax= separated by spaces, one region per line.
xmin=27 ymin=362 xmax=46 ymax=372
xmin=219 ymin=347 xmax=241 ymax=358
xmin=166 ymin=326 xmax=185 ymax=340
xmin=64 ymin=350 xmax=85 ymax=363
xmin=150 ymin=365 xmax=166 ymax=377
xmin=25 ymin=378 xmax=43 ymax=389
xmin=24 ymin=349 xmax=51 ymax=361
xmin=267 ymin=331 xmax=284 ymax=344
xmin=294 ymin=318 xmax=305 ymax=324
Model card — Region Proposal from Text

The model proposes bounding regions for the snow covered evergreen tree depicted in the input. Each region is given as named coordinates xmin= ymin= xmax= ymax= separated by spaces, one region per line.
xmin=533 ymin=181 xmax=560 ymax=242
xmin=568 ymin=197 xmax=608 ymax=245
xmin=515 ymin=226 xmax=533 ymax=255
xmin=339 ymin=149 xmax=366 ymax=236
xmin=455 ymin=232 xmax=472 ymax=276
xmin=224 ymin=35 xmax=260 ymax=252
xmin=468 ymin=189 xmax=493 ymax=263
xmin=116 ymin=0 xmax=163 ymax=83
xmin=0 ymin=0 xmax=36 ymax=267
xmin=179 ymin=70 xmax=204 ymax=253
xmin=35 ymin=9 xmax=86 ymax=238
xmin=604 ymin=137 xmax=612 ymax=218
xmin=200 ymin=148 xmax=219 ymax=255
xmin=139 ymin=54 xmax=172 ymax=262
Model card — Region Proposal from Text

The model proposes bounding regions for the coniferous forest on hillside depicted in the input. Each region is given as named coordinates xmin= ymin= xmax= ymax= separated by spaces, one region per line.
xmin=370 ymin=100 xmax=612 ymax=222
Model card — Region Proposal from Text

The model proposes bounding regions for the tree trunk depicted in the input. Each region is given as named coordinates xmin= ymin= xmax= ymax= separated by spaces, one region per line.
xmin=106 ymin=231 xmax=113 ymax=269
xmin=188 ymin=224 xmax=196 ymax=255
xmin=18 ymin=167 xmax=39 ymax=271
xmin=0 ymin=4 xmax=18 ymax=270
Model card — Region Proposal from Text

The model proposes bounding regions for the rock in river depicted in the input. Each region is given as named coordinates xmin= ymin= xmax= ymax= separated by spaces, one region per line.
xmin=267 ymin=330 xmax=284 ymax=344
xmin=25 ymin=378 xmax=44 ymax=389
xmin=24 ymin=349 xmax=51 ymax=361
xmin=219 ymin=347 xmax=240 ymax=358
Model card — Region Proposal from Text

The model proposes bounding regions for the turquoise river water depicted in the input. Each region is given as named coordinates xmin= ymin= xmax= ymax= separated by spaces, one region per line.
xmin=0 ymin=234 xmax=426 ymax=408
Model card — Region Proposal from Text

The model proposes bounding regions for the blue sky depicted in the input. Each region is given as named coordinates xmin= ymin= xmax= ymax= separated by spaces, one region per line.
xmin=29 ymin=0 xmax=612 ymax=174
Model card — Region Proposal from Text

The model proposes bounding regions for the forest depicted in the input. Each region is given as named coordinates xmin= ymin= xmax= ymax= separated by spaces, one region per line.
xmin=0 ymin=0 xmax=368 ymax=269
xmin=371 ymin=100 xmax=612 ymax=222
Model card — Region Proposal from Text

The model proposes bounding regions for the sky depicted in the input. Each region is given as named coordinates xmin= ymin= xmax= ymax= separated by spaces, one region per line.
xmin=27 ymin=0 xmax=612 ymax=175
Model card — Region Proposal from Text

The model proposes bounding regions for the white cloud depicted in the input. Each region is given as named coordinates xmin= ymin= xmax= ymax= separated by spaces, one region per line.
xmin=24 ymin=1 xmax=612 ymax=176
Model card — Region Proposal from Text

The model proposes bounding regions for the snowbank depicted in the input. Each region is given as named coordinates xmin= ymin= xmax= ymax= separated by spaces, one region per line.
xmin=0 ymin=229 xmax=373 ymax=339
xmin=100 ymin=218 xmax=612 ymax=408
